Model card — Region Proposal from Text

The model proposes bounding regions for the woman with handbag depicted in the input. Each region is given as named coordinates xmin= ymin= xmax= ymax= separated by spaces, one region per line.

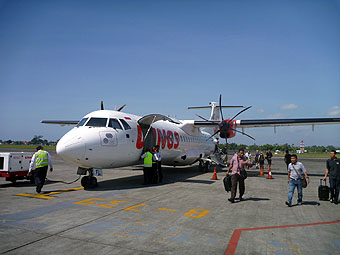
xmin=226 ymin=149 xmax=252 ymax=203
xmin=285 ymin=154 xmax=310 ymax=207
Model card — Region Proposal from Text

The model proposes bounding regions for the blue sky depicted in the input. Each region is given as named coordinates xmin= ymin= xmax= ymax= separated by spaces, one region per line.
xmin=1 ymin=0 xmax=339 ymax=146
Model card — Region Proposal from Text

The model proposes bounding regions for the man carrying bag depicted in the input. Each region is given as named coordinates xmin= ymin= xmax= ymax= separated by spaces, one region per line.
xmin=285 ymin=154 xmax=310 ymax=207
xmin=226 ymin=149 xmax=252 ymax=203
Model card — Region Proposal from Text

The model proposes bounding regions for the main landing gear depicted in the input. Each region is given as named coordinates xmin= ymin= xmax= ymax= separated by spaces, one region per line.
xmin=199 ymin=160 xmax=211 ymax=173
xmin=78 ymin=168 xmax=98 ymax=189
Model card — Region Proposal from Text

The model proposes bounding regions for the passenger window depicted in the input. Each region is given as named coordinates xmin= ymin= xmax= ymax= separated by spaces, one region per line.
xmin=109 ymin=118 xmax=123 ymax=129
xmin=85 ymin=118 xmax=107 ymax=127
xmin=119 ymin=119 xmax=131 ymax=130
xmin=77 ymin=118 xmax=88 ymax=127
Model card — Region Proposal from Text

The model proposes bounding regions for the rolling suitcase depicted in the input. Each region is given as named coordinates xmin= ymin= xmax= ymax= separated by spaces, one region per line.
xmin=223 ymin=175 xmax=231 ymax=192
xmin=318 ymin=179 xmax=330 ymax=201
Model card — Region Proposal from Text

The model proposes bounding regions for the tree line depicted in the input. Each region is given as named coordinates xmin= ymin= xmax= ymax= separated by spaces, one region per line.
xmin=0 ymin=135 xmax=56 ymax=146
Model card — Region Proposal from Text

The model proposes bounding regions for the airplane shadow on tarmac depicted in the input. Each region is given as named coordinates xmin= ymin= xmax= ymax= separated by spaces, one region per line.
xmin=88 ymin=165 xmax=216 ymax=191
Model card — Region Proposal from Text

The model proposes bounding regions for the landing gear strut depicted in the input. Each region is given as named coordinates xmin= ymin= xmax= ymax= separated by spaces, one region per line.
xmin=199 ymin=160 xmax=211 ymax=173
xmin=79 ymin=169 xmax=98 ymax=189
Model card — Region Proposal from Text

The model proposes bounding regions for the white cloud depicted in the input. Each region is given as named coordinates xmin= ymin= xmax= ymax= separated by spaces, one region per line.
xmin=327 ymin=106 xmax=340 ymax=116
xmin=267 ymin=113 xmax=285 ymax=118
xmin=280 ymin=104 xmax=298 ymax=110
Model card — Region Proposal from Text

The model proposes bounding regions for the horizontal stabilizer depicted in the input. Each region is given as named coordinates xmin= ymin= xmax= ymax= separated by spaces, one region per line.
xmin=188 ymin=106 xmax=244 ymax=109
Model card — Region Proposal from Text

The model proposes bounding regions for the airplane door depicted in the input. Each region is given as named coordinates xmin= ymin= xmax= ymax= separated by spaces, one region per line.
xmin=140 ymin=124 xmax=156 ymax=150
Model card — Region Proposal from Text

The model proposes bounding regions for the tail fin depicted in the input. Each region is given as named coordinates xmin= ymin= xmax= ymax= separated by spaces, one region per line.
xmin=188 ymin=102 xmax=245 ymax=121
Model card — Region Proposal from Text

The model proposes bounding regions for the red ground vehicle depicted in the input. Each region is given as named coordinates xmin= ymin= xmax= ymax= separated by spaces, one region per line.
xmin=0 ymin=152 xmax=35 ymax=183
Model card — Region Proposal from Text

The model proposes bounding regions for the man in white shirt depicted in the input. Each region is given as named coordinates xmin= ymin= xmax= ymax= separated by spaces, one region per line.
xmin=285 ymin=154 xmax=310 ymax=207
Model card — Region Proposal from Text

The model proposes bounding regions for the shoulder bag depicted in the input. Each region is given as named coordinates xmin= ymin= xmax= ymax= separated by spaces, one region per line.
xmin=237 ymin=157 xmax=247 ymax=180
xmin=292 ymin=164 xmax=307 ymax=188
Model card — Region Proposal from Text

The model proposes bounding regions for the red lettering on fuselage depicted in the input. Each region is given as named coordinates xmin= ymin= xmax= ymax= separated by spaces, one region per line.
xmin=136 ymin=125 xmax=144 ymax=149
xmin=167 ymin=130 xmax=173 ymax=149
xmin=136 ymin=126 xmax=181 ymax=150
xmin=174 ymin=132 xmax=179 ymax=149
xmin=156 ymin=128 xmax=162 ymax=146
xmin=161 ymin=129 xmax=167 ymax=149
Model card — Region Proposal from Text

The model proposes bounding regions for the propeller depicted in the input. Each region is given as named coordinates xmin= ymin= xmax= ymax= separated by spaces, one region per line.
xmin=100 ymin=101 xmax=126 ymax=111
xmin=206 ymin=94 xmax=254 ymax=143
xmin=117 ymin=104 xmax=126 ymax=112
xmin=195 ymin=113 xmax=209 ymax=121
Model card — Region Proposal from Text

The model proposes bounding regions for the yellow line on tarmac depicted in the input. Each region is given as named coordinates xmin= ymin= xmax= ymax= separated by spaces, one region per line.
xmin=43 ymin=187 xmax=84 ymax=195
xmin=16 ymin=193 xmax=55 ymax=200
xmin=158 ymin=208 xmax=177 ymax=212
xmin=16 ymin=187 xmax=84 ymax=200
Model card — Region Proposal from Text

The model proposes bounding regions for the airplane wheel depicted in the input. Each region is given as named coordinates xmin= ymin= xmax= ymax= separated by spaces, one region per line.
xmin=204 ymin=162 xmax=210 ymax=173
xmin=199 ymin=161 xmax=205 ymax=172
xmin=81 ymin=176 xmax=98 ymax=189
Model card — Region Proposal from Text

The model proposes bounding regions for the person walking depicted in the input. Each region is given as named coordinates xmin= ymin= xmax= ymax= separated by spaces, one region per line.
xmin=154 ymin=145 xmax=163 ymax=183
xmin=284 ymin=150 xmax=291 ymax=170
xmin=226 ymin=149 xmax=252 ymax=203
xmin=141 ymin=148 xmax=155 ymax=185
xmin=28 ymin=146 xmax=53 ymax=193
xmin=255 ymin=150 xmax=260 ymax=169
xmin=323 ymin=150 xmax=340 ymax=204
xmin=259 ymin=152 xmax=265 ymax=171
xmin=266 ymin=149 xmax=273 ymax=169
xmin=285 ymin=154 xmax=310 ymax=207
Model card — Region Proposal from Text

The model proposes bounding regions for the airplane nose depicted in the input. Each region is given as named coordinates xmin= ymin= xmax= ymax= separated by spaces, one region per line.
xmin=56 ymin=135 xmax=85 ymax=163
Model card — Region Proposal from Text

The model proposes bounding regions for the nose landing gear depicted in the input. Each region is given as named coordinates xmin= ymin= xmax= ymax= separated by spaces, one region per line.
xmin=77 ymin=168 xmax=98 ymax=189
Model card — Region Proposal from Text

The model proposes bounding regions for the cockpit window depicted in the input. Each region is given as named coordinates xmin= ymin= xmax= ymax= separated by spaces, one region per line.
xmin=119 ymin=119 xmax=131 ymax=130
xmin=108 ymin=118 xmax=123 ymax=129
xmin=77 ymin=118 xmax=88 ymax=127
xmin=85 ymin=118 xmax=108 ymax=127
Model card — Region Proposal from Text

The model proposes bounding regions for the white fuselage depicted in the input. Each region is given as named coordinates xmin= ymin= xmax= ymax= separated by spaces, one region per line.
xmin=56 ymin=110 xmax=215 ymax=169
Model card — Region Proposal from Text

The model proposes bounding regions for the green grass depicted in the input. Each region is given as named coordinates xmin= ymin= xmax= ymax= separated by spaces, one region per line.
xmin=0 ymin=144 xmax=56 ymax=150
xmin=273 ymin=153 xmax=330 ymax=158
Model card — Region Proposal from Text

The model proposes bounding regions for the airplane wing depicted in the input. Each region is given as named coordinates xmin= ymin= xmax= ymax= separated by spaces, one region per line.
xmin=41 ymin=120 xmax=79 ymax=126
xmin=193 ymin=118 xmax=340 ymax=128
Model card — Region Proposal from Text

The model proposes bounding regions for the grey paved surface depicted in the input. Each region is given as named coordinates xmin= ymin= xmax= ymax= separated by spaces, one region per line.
xmin=0 ymin=149 xmax=339 ymax=255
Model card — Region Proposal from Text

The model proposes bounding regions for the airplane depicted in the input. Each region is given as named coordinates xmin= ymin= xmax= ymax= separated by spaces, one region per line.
xmin=42 ymin=96 xmax=340 ymax=189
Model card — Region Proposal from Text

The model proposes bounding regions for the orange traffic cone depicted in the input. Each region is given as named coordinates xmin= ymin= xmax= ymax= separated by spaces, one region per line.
xmin=211 ymin=167 xmax=218 ymax=180
xmin=267 ymin=167 xmax=273 ymax=179
xmin=259 ymin=165 xmax=264 ymax=176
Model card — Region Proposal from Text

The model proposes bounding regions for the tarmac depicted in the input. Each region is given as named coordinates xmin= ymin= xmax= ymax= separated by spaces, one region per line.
xmin=0 ymin=148 xmax=339 ymax=255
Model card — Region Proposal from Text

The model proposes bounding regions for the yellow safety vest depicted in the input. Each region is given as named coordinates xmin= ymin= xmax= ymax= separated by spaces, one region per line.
xmin=35 ymin=150 xmax=49 ymax=168
xmin=144 ymin=152 xmax=153 ymax=167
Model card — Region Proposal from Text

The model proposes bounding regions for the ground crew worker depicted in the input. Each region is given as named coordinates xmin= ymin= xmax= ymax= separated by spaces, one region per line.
xmin=154 ymin=145 xmax=163 ymax=183
xmin=28 ymin=146 xmax=53 ymax=193
xmin=141 ymin=148 xmax=155 ymax=185
xmin=323 ymin=150 xmax=340 ymax=204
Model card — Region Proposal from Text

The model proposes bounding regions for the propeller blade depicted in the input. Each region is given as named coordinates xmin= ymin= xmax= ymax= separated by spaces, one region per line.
xmin=229 ymin=106 xmax=252 ymax=122
xmin=219 ymin=94 xmax=224 ymax=120
xmin=206 ymin=129 xmax=221 ymax=141
xmin=195 ymin=113 xmax=209 ymax=121
xmin=230 ymin=127 xmax=255 ymax=140
xmin=117 ymin=104 xmax=126 ymax=112
xmin=101 ymin=101 xmax=104 ymax=110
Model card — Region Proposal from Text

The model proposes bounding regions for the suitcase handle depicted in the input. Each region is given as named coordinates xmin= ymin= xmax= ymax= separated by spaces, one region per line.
xmin=320 ymin=179 xmax=327 ymax=185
